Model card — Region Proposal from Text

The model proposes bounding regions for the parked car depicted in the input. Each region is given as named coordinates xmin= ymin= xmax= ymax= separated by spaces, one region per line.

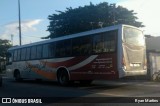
xmin=0 ymin=75 xmax=2 ymax=87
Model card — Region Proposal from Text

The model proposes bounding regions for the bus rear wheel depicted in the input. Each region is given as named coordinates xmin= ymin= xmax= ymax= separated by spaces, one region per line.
xmin=57 ymin=70 xmax=69 ymax=86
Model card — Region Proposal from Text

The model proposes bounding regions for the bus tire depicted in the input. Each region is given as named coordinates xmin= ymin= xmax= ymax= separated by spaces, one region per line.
xmin=14 ymin=70 xmax=22 ymax=82
xmin=57 ymin=70 xmax=69 ymax=86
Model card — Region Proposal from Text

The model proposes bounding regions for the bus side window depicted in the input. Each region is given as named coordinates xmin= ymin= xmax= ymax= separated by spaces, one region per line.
xmin=36 ymin=45 xmax=42 ymax=59
xmin=80 ymin=36 xmax=92 ymax=55
xmin=56 ymin=41 xmax=64 ymax=57
xmin=93 ymin=30 xmax=117 ymax=53
xmin=13 ymin=50 xmax=18 ymax=61
xmin=93 ymin=33 xmax=104 ymax=53
xmin=72 ymin=38 xmax=81 ymax=56
xmin=42 ymin=44 xmax=49 ymax=58
xmin=17 ymin=49 xmax=21 ymax=61
xmin=31 ymin=46 xmax=37 ymax=60
xmin=64 ymin=39 xmax=72 ymax=57
xmin=56 ymin=40 xmax=71 ymax=57
xmin=21 ymin=48 xmax=26 ymax=61
xmin=26 ymin=47 xmax=31 ymax=60
xmin=104 ymin=31 xmax=116 ymax=52
xmin=48 ymin=43 xmax=55 ymax=58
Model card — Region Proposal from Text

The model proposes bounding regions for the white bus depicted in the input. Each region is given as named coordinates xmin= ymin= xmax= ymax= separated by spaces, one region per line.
xmin=6 ymin=24 xmax=147 ymax=85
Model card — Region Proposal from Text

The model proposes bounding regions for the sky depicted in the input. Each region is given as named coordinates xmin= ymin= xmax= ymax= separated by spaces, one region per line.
xmin=0 ymin=0 xmax=160 ymax=45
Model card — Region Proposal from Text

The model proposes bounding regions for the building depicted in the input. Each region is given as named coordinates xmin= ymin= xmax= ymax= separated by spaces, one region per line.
xmin=146 ymin=36 xmax=160 ymax=80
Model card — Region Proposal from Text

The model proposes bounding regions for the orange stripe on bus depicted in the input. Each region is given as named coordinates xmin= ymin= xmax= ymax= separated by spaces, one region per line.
xmin=31 ymin=68 xmax=56 ymax=80
xmin=25 ymin=62 xmax=56 ymax=80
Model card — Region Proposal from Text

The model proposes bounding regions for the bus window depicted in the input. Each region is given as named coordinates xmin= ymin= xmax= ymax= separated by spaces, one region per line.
xmin=42 ymin=44 xmax=49 ymax=58
xmin=56 ymin=40 xmax=71 ymax=57
xmin=93 ymin=30 xmax=116 ymax=53
xmin=109 ymin=40 xmax=115 ymax=52
xmin=31 ymin=46 xmax=37 ymax=59
xmin=48 ymin=43 xmax=55 ymax=58
xmin=93 ymin=33 xmax=104 ymax=53
xmin=123 ymin=27 xmax=144 ymax=46
xmin=73 ymin=36 xmax=92 ymax=55
xmin=80 ymin=36 xmax=92 ymax=55
xmin=64 ymin=39 xmax=72 ymax=56
xmin=26 ymin=47 xmax=31 ymax=60
xmin=56 ymin=41 xmax=65 ymax=57
xmin=72 ymin=37 xmax=81 ymax=55
xmin=36 ymin=45 xmax=42 ymax=59
xmin=17 ymin=49 xmax=21 ymax=61
xmin=104 ymin=30 xmax=117 ymax=52
xmin=21 ymin=48 xmax=26 ymax=61
xmin=13 ymin=50 xmax=17 ymax=61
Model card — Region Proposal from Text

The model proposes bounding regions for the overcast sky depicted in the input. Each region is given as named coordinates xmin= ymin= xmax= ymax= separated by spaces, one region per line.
xmin=0 ymin=0 xmax=159 ymax=45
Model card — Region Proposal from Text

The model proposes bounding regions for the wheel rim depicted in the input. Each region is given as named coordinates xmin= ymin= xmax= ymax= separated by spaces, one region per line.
xmin=58 ymin=72 xmax=69 ymax=85
xmin=60 ymin=74 xmax=67 ymax=84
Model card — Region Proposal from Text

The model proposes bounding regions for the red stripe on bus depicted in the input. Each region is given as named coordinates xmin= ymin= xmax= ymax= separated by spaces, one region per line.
xmin=41 ymin=56 xmax=88 ymax=68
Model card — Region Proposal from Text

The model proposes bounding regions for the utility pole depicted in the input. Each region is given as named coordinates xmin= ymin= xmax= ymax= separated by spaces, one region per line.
xmin=18 ymin=0 xmax=22 ymax=46
xmin=11 ymin=34 xmax=14 ymax=45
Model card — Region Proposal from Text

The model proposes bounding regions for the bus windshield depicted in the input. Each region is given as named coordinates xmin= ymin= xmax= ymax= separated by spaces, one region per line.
xmin=123 ymin=27 xmax=144 ymax=46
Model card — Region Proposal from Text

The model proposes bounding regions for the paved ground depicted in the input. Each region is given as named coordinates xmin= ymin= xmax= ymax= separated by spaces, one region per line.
xmin=1 ymin=77 xmax=160 ymax=105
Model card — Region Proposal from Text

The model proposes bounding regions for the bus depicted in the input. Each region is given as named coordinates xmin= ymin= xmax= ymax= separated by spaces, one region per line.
xmin=6 ymin=24 xmax=147 ymax=85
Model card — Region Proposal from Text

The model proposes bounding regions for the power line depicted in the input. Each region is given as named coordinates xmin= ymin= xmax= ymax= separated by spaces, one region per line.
xmin=22 ymin=35 xmax=44 ymax=39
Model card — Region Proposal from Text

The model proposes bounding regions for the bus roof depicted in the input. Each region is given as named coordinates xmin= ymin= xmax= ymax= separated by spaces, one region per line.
xmin=8 ymin=24 xmax=137 ymax=51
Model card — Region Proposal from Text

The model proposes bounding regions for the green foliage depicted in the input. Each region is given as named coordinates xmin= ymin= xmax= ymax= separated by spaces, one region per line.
xmin=46 ymin=2 xmax=144 ymax=39
xmin=0 ymin=39 xmax=12 ymax=61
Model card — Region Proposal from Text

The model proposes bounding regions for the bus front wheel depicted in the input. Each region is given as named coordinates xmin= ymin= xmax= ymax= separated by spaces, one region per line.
xmin=57 ymin=70 xmax=69 ymax=86
xmin=14 ymin=70 xmax=22 ymax=81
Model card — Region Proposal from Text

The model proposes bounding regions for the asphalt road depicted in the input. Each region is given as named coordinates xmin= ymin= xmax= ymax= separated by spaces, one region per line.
xmin=1 ymin=77 xmax=160 ymax=106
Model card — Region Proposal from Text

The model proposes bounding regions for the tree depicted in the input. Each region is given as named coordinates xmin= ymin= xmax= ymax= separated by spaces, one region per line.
xmin=0 ymin=39 xmax=12 ymax=72
xmin=46 ymin=2 xmax=144 ymax=39
xmin=0 ymin=39 xmax=12 ymax=59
